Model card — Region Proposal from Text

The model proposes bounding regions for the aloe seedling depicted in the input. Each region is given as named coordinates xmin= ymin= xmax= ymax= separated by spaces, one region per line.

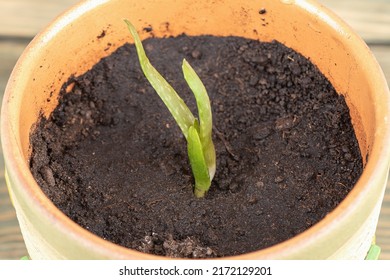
xmin=124 ymin=20 xmax=216 ymax=198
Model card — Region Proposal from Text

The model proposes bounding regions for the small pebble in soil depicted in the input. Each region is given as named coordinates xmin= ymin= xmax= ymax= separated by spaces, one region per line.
xmin=191 ymin=49 xmax=202 ymax=59
xmin=40 ymin=166 xmax=55 ymax=187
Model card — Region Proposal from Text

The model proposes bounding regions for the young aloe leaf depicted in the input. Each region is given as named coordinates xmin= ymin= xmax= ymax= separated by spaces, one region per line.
xmin=182 ymin=59 xmax=216 ymax=179
xmin=187 ymin=125 xmax=211 ymax=198
xmin=124 ymin=19 xmax=195 ymax=139
xmin=125 ymin=19 xmax=216 ymax=197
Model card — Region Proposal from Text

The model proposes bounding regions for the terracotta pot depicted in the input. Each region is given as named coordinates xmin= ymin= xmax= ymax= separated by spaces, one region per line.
xmin=2 ymin=0 xmax=390 ymax=259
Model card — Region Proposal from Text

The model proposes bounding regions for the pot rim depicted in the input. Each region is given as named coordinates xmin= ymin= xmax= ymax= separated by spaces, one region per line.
xmin=1 ymin=0 xmax=390 ymax=259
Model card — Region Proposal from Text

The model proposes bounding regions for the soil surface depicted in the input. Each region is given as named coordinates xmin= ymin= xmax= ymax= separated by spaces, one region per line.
xmin=30 ymin=35 xmax=363 ymax=258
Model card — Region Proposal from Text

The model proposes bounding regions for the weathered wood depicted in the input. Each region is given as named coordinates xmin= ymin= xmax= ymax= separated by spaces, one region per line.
xmin=0 ymin=181 xmax=28 ymax=259
xmin=0 ymin=0 xmax=80 ymax=38
xmin=319 ymin=0 xmax=390 ymax=43
xmin=370 ymin=46 xmax=390 ymax=83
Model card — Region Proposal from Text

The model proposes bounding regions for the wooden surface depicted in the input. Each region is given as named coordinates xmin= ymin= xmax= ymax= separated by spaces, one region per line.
xmin=0 ymin=0 xmax=389 ymax=259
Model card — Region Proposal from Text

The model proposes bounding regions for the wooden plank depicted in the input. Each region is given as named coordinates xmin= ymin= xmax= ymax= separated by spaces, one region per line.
xmin=319 ymin=0 xmax=390 ymax=43
xmin=370 ymin=46 xmax=390 ymax=83
xmin=0 ymin=181 xmax=28 ymax=260
xmin=0 ymin=41 xmax=26 ymax=91
xmin=0 ymin=0 xmax=80 ymax=38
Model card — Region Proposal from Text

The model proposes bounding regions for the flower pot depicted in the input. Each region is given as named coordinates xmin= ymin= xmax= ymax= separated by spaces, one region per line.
xmin=1 ymin=0 xmax=389 ymax=259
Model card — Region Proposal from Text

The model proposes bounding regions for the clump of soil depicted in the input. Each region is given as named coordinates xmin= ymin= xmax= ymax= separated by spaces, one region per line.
xmin=29 ymin=35 xmax=363 ymax=258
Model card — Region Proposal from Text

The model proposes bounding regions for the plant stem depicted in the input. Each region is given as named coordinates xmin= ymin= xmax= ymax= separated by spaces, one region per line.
xmin=125 ymin=19 xmax=216 ymax=197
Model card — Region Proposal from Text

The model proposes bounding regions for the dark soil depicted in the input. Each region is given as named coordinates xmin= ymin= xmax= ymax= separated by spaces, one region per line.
xmin=29 ymin=35 xmax=363 ymax=258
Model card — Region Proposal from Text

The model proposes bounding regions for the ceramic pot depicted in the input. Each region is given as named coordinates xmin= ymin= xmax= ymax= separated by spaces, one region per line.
xmin=2 ymin=0 xmax=390 ymax=259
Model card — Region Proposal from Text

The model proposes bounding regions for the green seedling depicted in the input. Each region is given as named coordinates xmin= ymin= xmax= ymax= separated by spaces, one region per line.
xmin=124 ymin=19 xmax=216 ymax=198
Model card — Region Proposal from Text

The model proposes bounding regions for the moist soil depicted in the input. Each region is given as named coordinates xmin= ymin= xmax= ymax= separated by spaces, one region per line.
xmin=30 ymin=35 xmax=363 ymax=258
